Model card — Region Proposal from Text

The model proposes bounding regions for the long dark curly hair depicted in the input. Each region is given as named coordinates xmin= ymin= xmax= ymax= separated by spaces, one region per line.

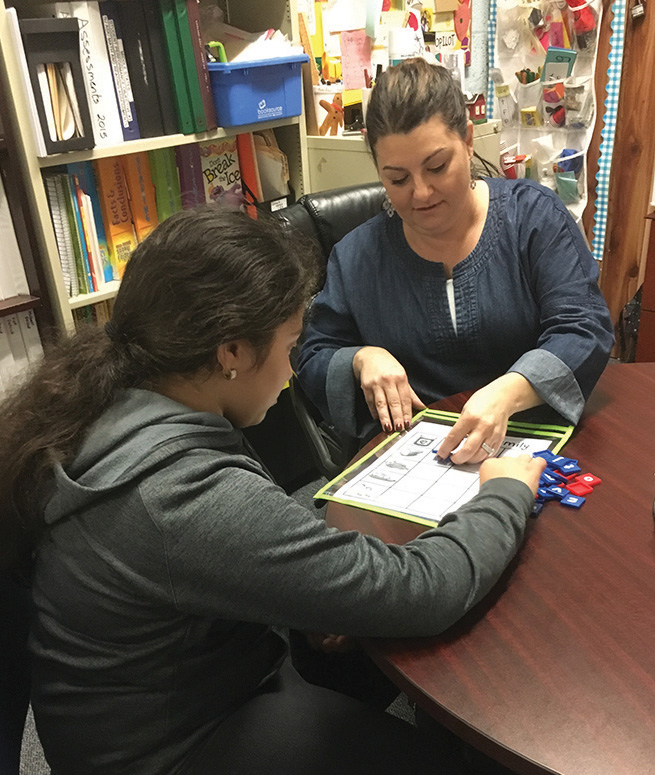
xmin=0 ymin=206 xmax=317 ymax=572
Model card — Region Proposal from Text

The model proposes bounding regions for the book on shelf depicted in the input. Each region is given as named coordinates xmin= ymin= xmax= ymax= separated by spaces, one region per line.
xmin=4 ymin=7 xmax=47 ymax=157
xmin=66 ymin=173 xmax=96 ymax=292
xmin=175 ymin=144 xmax=205 ymax=209
xmin=141 ymin=0 xmax=179 ymax=136
xmin=198 ymin=138 xmax=243 ymax=209
xmin=118 ymin=0 xmax=165 ymax=138
xmin=185 ymin=0 xmax=217 ymax=131
xmin=72 ymin=298 xmax=114 ymax=329
xmin=172 ymin=0 xmax=207 ymax=134
xmin=80 ymin=190 xmax=106 ymax=291
xmin=99 ymin=0 xmax=141 ymax=141
xmin=159 ymin=0 xmax=195 ymax=135
xmin=121 ymin=152 xmax=159 ymax=242
xmin=3 ymin=313 xmax=30 ymax=380
xmin=94 ymin=157 xmax=138 ymax=278
xmin=0 ymin=317 xmax=16 ymax=396
xmin=55 ymin=2 xmax=125 ymax=147
xmin=0 ymin=172 xmax=30 ymax=301
xmin=43 ymin=172 xmax=79 ymax=297
xmin=17 ymin=308 xmax=44 ymax=364
xmin=148 ymin=148 xmax=183 ymax=222
xmin=67 ymin=161 xmax=113 ymax=282
xmin=236 ymin=132 xmax=263 ymax=218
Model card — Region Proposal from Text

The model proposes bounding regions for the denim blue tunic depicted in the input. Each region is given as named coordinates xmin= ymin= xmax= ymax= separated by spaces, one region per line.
xmin=296 ymin=178 xmax=614 ymax=438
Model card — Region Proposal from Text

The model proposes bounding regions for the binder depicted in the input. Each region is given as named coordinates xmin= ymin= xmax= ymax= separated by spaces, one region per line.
xmin=118 ymin=0 xmax=165 ymax=138
xmin=69 ymin=1 xmax=124 ymax=146
xmin=0 ymin=173 xmax=30 ymax=300
xmin=17 ymin=309 xmax=44 ymax=364
xmin=172 ymin=0 xmax=207 ymax=133
xmin=142 ymin=0 xmax=179 ymax=136
xmin=185 ymin=0 xmax=217 ymax=131
xmin=98 ymin=1 xmax=141 ymax=141
xmin=159 ymin=0 xmax=194 ymax=135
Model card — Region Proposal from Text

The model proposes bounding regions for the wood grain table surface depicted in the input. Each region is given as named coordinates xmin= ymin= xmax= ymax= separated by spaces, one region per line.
xmin=326 ymin=362 xmax=655 ymax=775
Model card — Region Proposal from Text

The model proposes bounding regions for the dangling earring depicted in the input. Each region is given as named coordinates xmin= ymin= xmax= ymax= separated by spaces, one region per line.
xmin=470 ymin=178 xmax=477 ymax=190
xmin=382 ymin=192 xmax=395 ymax=218
xmin=223 ymin=369 xmax=237 ymax=381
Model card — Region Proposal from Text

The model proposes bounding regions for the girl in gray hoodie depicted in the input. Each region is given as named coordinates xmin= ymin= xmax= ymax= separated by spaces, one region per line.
xmin=0 ymin=208 xmax=544 ymax=775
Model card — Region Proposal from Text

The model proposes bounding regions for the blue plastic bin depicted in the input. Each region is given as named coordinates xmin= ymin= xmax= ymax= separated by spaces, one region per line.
xmin=208 ymin=54 xmax=309 ymax=127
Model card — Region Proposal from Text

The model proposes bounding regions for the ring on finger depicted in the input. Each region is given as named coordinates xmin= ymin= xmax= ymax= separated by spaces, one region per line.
xmin=481 ymin=441 xmax=496 ymax=456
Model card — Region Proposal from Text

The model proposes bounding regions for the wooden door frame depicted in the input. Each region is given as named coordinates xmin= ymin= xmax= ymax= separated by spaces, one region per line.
xmin=583 ymin=1 xmax=655 ymax=328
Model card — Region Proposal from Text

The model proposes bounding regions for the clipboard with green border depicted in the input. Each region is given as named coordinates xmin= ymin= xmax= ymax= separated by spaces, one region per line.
xmin=314 ymin=408 xmax=574 ymax=529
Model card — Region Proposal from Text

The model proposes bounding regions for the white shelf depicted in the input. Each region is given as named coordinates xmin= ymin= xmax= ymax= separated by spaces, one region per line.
xmin=68 ymin=281 xmax=120 ymax=310
xmin=39 ymin=117 xmax=301 ymax=168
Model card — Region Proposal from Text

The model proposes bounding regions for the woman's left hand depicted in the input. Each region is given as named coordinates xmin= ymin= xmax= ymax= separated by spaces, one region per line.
xmin=435 ymin=373 xmax=542 ymax=464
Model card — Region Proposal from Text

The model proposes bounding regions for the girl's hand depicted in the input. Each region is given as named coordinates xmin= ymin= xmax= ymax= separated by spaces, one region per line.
xmin=479 ymin=454 xmax=547 ymax=497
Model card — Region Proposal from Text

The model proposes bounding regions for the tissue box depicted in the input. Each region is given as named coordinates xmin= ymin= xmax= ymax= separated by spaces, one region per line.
xmin=208 ymin=54 xmax=308 ymax=127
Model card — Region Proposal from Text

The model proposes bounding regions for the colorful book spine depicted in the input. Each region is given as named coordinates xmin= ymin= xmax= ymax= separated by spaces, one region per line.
xmin=66 ymin=174 xmax=96 ymax=292
xmin=159 ymin=0 xmax=194 ymax=135
xmin=198 ymin=137 xmax=243 ymax=208
xmin=174 ymin=144 xmax=205 ymax=209
xmin=69 ymin=1 xmax=124 ymax=146
xmin=172 ymin=0 xmax=207 ymax=133
xmin=94 ymin=156 xmax=138 ymax=278
xmin=99 ymin=0 xmax=141 ymax=141
xmin=67 ymin=161 xmax=113 ymax=282
xmin=186 ymin=0 xmax=217 ymax=131
xmin=59 ymin=172 xmax=90 ymax=293
xmin=121 ymin=152 xmax=159 ymax=242
xmin=148 ymin=147 xmax=183 ymax=222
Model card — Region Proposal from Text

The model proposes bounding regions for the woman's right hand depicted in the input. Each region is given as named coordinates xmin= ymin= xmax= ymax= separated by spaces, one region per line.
xmin=478 ymin=454 xmax=546 ymax=498
xmin=352 ymin=346 xmax=425 ymax=433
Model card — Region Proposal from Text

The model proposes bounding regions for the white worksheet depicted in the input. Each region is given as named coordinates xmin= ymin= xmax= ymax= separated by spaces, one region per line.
xmin=318 ymin=415 xmax=566 ymax=527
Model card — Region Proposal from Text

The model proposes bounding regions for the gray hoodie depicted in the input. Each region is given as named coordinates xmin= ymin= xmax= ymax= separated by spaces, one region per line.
xmin=30 ymin=388 xmax=533 ymax=775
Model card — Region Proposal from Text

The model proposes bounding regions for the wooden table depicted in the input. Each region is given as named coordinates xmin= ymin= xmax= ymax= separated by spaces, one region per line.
xmin=327 ymin=363 xmax=655 ymax=775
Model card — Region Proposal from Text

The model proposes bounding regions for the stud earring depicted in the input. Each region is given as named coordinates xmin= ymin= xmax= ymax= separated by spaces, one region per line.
xmin=223 ymin=369 xmax=237 ymax=381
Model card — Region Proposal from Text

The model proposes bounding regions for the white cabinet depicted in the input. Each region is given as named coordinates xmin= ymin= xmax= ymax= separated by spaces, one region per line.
xmin=306 ymin=120 xmax=501 ymax=193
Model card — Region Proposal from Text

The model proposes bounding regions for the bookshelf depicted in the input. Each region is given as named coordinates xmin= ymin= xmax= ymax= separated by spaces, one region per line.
xmin=0 ymin=60 xmax=55 ymax=336
xmin=0 ymin=0 xmax=310 ymax=332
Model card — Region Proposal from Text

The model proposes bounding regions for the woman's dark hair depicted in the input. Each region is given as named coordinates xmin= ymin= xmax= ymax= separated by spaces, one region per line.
xmin=0 ymin=206 xmax=318 ymax=572
xmin=365 ymin=58 xmax=468 ymax=163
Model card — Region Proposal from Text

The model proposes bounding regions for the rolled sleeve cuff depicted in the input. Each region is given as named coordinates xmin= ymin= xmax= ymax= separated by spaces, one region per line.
xmin=326 ymin=346 xmax=364 ymax=436
xmin=509 ymin=349 xmax=584 ymax=424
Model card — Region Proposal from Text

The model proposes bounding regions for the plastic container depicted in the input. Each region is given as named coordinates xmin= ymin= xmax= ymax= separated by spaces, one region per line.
xmin=208 ymin=54 xmax=308 ymax=127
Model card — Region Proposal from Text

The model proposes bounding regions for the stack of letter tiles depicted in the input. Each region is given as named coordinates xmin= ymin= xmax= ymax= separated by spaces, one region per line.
xmin=531 ymin=449 xmax=601 ymax=516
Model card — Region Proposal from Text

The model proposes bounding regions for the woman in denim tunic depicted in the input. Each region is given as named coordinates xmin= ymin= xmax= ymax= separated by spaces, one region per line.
xmin=297 ymin=59 xmax=614 ymax=463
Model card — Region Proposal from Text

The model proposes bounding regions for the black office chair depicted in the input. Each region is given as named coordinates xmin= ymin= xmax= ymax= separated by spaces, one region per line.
xmin=0 ymin=571 xmax=32 ymax=774
xmin=274 ymin=182 xmax=386 ymax=480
